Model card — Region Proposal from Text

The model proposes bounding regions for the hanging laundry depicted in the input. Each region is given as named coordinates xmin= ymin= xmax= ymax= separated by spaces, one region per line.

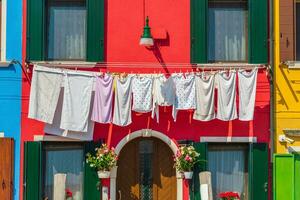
xmin=193 ymin=72 xmax=216 ymax=121
xmin=132 ymin=76 xmax=153 ymax=113
xmin=113 ymin=75 xmax=133 ymax=126
xmin=152 ymin=74 xmax=177 ymax=122
xmin=91 ymin=74 xmax=113 ymax=123
xmin=216 ymin=70 xmax=238 ymax=121
xmin=28 ymin=65 xmax=63 ymax=124
xmin=172 ymin=73 xmax=196 ymax=116
xmin=45 ymin=89 xmax=95 ymax=141
xmin=60 ymin=72 xmax=94 ymax=132
xmin=238 ymin=68 xmax=258 ymax=121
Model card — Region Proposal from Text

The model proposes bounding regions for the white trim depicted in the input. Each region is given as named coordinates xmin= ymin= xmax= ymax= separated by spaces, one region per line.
xmin=111 ymin=129 xmax=183 ymax=200
xmin=200 ymin=136 xmax=257 ymax=143
xmin=33 ymin=135 xmax=81 ymax=142
xmin=1 ymin=0 xmax=6 ymax=62
xmin=287 ymin=146 xmax=300 ymax=153
xmin=284 ymin=61 xmax=300 ymax=69
xmin=0 ymin=132 xmax=4 ymax=137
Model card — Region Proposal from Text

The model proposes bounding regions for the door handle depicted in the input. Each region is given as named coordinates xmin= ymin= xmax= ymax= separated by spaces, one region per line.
xmin=264 ymin=182 xmax=268 ymax=192
xmin=2 ymin=179 xmax=5 ymax=190
xmin=118 ymin=190 xmax=122 ymax=200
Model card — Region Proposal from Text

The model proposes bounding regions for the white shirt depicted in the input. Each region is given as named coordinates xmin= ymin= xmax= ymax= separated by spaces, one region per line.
xmin=132 ymin=76 xmax=153 ymax=113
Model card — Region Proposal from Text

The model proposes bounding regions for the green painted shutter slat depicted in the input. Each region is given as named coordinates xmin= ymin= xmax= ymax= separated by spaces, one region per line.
xmin=87 ymin=0 xmax=104 ymax=62
xmin=249 ymin=0 xmax=268 ymax=63
xmin=295 ymin=155 xmax=300 ymax=200
xmin=249 ymin=143 xmax=268 ymax=200
xmin=189 ymin=142 xmax=207 ymax=200
xmin=84 ymin=141 xmax=102 ymax=200
xmin=27 ymin=0 xmax=44 ymax=61
xmin=24 ymin=142 xmax=42 ymax=200
xmin=191 ymin=0 xmax=207 ymax=64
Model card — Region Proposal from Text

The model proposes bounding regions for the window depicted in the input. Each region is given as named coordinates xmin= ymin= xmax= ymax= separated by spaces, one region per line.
xmin=46 ymin=0 xmax=87 ymax=60
xmin=0 ymin=0 xmax=7 ymax=61
xmin=208 ymin=0 xmax=248 ymax=62
xmin=208 ymin=144 xmax=248 ymax=200
xmin=43 ymin=144 xmax=84 ymax=200
xmin=297 ymin=2 xmax=300 ymax=60
xmin=27 ymin=0 xmax=104 ymax=62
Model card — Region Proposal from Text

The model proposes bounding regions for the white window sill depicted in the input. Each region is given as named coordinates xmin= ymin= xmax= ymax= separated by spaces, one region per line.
xmin=34 ymin=135 xmax=82 ymax=142
xmin=30 ymin=61 xmax=98 ymax=69
xmin=0 ymin=61 xmax=11 ymax=67
xmin=283 ymin=61 xmax=300 ymax=69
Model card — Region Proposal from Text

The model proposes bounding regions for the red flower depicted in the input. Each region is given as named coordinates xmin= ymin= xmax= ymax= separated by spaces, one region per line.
xmin=218 ymin=191 xmax=240 ymax=200
xmin=66 ymin=188 xmax=73 ymax=197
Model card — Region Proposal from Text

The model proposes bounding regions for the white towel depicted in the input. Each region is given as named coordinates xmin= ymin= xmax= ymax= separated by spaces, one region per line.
xmin=113 ymin=75 xmax=133 ymax=126
xmin=216 ymin=71 xmax=237 ymax=121
xmin=28 ymin=65 xmax=63 ymax=124
xmin=151 ymin=74 xmax=177 ymax=122
xmin=132 ymin=76 xmax=153 ymax=113
xmin=193 ymin=73 xmax=216 ymax=121
xmin=60 ymin=73 xmax=94 ymax=132
xmin=238 ymin=68 xmax=258 ymax=121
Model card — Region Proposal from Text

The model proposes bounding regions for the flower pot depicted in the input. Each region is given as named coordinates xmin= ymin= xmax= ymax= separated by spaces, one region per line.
xmin=184 ymin=171 xmax=193 ymax=179
xmin=97 ymin=171 xmax=111 ymax=179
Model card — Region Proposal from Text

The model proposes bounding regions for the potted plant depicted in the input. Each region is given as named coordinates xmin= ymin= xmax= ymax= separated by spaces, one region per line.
xmin=65 ymin=188 xmax=73 ymax=200
xmin=218 ymin=191 xmax=240 ymax=200
xmin=86 ymin=144 xmax=118 ymax=179
xmin=174 ymin=145 xmax=200 ymax=179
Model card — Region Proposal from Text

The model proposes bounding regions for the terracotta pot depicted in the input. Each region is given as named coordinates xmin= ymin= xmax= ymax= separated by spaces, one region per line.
xmin=184 ymin=171 xmax=193 ymax=179
xmin=97 ymin=171 xmax=111 ymax=179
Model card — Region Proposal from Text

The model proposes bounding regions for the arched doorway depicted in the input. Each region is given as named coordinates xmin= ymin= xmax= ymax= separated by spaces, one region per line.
xmin=116 ymin=137 xmax=177 ymax=200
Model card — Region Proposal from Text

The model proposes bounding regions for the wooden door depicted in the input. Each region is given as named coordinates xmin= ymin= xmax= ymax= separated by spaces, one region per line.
xmin=0 ymin=138 xmax=14 ymax=200
xmin=116 ymin=138 xmax=176 ymax=200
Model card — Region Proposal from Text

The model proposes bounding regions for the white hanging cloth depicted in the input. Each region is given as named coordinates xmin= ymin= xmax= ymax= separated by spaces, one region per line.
xmin=173 ymin=73 xmax=196 ymax=120
xmin=112 ymin=75 xmax=133 ymax=126
xmin=216 ymin=70 xmax=237 ymax=121
xmin=28 ymin=65 xmax=63 ymax=124
xmin=132 ymin=76 xmax=153 ymax=113
xmin=193 ymin=72 xmax=216 ymax=121
xmin=151 ymin=74 xmax=177 ymax=122
xmin=238 ymin=68 xmax=258 ymax=121
xmin=60 ymin=72 xmax=94 ymax=132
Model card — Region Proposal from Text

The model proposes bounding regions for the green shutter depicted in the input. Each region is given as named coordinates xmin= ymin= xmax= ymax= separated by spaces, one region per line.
xmin=249 ymin=143 xmax=268 ymax=200
xmin=24 ymin=142 xmax=43 ymax=200
xmin=27 ymin=0 xmax=45 ymax=61
xmin=249 ymin=0 xmax=268 ymax=63
xmin=189 ymin=142 xmax=208 ymax=200
xmin=84 ymin=141 xmax=102 ymax=200
xmin=295 ymin=155 xmax=300 ymax=200
xmin=87 ymin=0 xmax=104 ymax=62
xmin=191 ymin=0 xmax=207 ymax=64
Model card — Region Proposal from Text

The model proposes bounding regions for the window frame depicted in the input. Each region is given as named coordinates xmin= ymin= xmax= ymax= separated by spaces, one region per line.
xmin=1 ymin=0 xmax=7 ymax=62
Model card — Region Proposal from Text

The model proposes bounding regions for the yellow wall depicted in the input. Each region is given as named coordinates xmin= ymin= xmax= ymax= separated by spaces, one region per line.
xmin=274 ymin=0 xmax=300 ymax=153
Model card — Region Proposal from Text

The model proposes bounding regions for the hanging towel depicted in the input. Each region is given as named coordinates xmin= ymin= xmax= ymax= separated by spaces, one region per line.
xmin=151 ymin=74 xmax=177 ymax=123
xmin=60 ymin=72 xmax=94 ymax=132
xmin=193 ymin=72 xmax=216 ymax=121
xmin=132 ymin=76 xmax=153 ymax=113
xmin=173 ymin=73 xmax=196 ymax=111
xmin=91 ymin=74 xmax=113 ymax=123
xmin=28 ymin=65 xmax=63 ymax=124
xmin=216 ymin=70 xmax=237 ymax=121
xmin=45 ymin=89 xmax=95 ymax=141
xmin=113 ymin=75 xmax=133 ymax=126
xmin=238 ymin=68 xmax=258 ymax=121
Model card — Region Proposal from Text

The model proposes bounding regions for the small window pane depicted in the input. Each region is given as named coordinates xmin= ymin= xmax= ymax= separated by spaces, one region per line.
xmin=47 ymin=0 xmax=86 ymax=60
xmin=208 ymin=145 xmax=248 ymax=200
xmin=44 ymin=145 xmax=84 ymax=200
xmin=208 ymin=0 xmax=248 ymax=62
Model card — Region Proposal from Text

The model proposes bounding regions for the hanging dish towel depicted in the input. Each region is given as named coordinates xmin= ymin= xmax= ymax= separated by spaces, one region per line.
xmin=132 ymin=76 xmax=153 ymax=113
xmin=216 ymin=70 xmax=237 ymax=121
xmin=172 ymin=73 xmax=196 ymax=121
xmin=152 ymin=74 xmax=177 ymax=122
xmin=113 ymin=75 xmax=133 ymax=126
xmin=60 ymin=72 xmax=94 ymax=132
xmin=238 ymin=68 xmax=258 ymax=121
xmin=28 ymin=65 xmax=63 ymax=124
xmin=193 ymin=72 xmax=216 ymax=121
xmin=91 ymin=74 xmax=113 ymax=123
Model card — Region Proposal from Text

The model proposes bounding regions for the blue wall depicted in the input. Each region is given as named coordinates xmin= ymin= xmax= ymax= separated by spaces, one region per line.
xmin=0 ymin=0 xmax=22 ymax=199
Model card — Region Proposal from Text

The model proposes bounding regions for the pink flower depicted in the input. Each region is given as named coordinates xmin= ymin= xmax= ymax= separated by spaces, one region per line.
xmin=185 ymin=155 xmax=191 ymax=161
xmin=176 ymin=150 xmax=182 ymax=157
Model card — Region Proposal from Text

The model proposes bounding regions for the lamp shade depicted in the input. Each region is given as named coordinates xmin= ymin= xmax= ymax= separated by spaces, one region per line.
xmin=140 ymin=16 xmax=154 ymax=46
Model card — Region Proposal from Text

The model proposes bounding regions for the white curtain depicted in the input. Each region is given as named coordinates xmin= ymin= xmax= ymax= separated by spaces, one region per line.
xmin=208 ymin=149 xmax=247 ymax=200
xmin=48 ymin=5 xmax=86 ymax=60
xmin=208 ymin=4 xmax=248 ymax=61
xmin=44 ymin=149 xmax=84 ymax=200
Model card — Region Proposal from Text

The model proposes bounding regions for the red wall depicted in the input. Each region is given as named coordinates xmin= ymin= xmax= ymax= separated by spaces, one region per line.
xmin=20 ymin=0 xmax=270 ymax=199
